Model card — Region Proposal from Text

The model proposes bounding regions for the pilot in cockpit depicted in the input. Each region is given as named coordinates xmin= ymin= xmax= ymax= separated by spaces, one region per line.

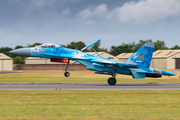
xmin=39 ymin=43 xmax=60 ymax=48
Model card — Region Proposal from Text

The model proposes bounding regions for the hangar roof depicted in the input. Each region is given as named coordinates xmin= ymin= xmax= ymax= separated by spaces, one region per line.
xmin=85 ymin=52 xmax=112 ymax=56
xmin=153 ymin=50 xmax=180 ymax=58
xmin=85 ymin=52 xmax=96 ymax=55
xmin=116 ymin=53 xmax=133 ymax=59
xmin=0 ymin=53 xmax=12 ymax=60
xmin=116 ymin=50 xmax=180 ymax=59
xmin=85 ymin=52 xmax=119 ymax=60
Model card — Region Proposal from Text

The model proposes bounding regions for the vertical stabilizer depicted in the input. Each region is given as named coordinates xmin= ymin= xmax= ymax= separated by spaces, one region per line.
xmin=124 ymin=42 xmax=154 ymax=68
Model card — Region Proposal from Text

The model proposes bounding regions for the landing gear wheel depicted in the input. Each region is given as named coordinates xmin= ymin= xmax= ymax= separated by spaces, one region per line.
xmin=64 ymin=72 xmax=70 ymax=77
xmin=108 ymin=77 xmax=116 ymax=85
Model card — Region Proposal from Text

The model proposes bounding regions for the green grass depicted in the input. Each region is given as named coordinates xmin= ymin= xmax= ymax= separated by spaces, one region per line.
xmin=0 ymin=90 xmax=180 ymax=120
xmin=0 ymin=71 xmax=179 ymax=84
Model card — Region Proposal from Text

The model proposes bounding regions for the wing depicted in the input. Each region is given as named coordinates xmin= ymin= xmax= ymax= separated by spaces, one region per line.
xmin=87 ymin=56 xmax=155 ymax=73
xmin=87 ymin=57 xmax=138 ymax=68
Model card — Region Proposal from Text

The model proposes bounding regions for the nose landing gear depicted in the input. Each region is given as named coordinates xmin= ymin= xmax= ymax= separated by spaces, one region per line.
xmin=64 ymin=59 xmax=70 ymax=77
xmin=64 ymin=59 xmax=78 ymax=77
xmin=64 ymin=72 xmax=70 ymax=77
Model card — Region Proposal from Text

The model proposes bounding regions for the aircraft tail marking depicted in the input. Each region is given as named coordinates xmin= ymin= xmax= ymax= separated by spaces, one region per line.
xmin=124 ymin=42 xmax=154 ymax=68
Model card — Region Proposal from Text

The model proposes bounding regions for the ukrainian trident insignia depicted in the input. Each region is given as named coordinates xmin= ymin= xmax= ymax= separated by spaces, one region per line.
xmin=139 ymin=53 xmax=144 ymax=60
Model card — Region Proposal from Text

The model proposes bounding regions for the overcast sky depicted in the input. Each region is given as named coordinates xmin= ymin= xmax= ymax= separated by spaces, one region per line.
xmin=0 ymin=0 xmax=180 ymax=49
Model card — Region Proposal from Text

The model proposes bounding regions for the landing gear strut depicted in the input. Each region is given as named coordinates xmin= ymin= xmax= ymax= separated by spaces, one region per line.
xmin=64 ymin=59 xmax=70 ymax=77
xmin=63 ymin=59 xmax=78 ymax=77
xmin=107 ymin=69 xmax=117 ymax=85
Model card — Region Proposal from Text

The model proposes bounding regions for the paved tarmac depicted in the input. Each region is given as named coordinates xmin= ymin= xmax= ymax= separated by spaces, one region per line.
xmin=0 ymin=84 xmax=180 ymax=90
xmin=0 ymin=71 xmax=23 ymax=74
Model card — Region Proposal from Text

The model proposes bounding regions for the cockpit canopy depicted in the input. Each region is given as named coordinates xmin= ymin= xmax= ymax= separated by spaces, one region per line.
xmin=38 ymin=43 xmax=60 ymax=48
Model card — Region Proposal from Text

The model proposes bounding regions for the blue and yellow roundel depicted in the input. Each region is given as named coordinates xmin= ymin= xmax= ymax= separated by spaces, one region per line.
xmin=139 ymin=53 xmax=144 ymax=60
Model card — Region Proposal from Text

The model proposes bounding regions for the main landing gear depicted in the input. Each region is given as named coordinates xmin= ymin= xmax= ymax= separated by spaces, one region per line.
xmin=107 ymin=69 xmax=117 ymax=85
xmin=108 ymin=77 xmax=116 ymax=85
xmin=63 ymin=59 xmax=78 ymax=77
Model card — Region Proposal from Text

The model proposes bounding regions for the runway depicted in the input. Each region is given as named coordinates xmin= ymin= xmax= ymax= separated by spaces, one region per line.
xmin=0 ymin=84 xmax=180 ymax=90
xmin=0 ymin=70 xmax=92 ymax=74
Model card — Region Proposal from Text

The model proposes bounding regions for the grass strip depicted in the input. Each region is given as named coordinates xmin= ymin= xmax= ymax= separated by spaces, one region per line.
xmin=0 ymin=90 xmax=180 ymax=120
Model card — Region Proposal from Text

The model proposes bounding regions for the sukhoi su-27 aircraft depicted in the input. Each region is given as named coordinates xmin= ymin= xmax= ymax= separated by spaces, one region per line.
xmin=10 ymin=39 xmax=175 ymax=85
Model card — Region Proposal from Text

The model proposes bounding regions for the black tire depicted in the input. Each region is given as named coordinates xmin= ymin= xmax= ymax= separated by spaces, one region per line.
xmin=108 ymin=77 xmax=116 ymax=85
xmin=64 ymin=72 xmax=70 ymax=77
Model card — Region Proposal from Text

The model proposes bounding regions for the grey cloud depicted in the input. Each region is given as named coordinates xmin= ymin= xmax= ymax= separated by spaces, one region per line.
xmin=61 ymin=7 xmax=71 ymax=15
xmin=116 ymin=0 xmax=180 ymax=23
xmin=78 ymin=4 xmax=108 ymax=19
xmin=0 ymin=0 xmax=179 ymax=49
xmin=77 ymin=0 xmax=180 ymax=23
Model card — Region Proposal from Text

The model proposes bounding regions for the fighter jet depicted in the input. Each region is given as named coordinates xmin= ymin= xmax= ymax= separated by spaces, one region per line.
xmin=10 ymin=39 xmax=175 ymax=85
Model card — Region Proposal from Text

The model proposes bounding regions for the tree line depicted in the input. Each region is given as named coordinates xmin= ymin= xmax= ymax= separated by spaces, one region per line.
xmin=0 ymin=39 xmax=180 ymax=64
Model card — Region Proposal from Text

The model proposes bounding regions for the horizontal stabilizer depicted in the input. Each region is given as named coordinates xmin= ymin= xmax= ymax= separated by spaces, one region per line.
xmin=130 ymin=68 xmax=145 ymax=79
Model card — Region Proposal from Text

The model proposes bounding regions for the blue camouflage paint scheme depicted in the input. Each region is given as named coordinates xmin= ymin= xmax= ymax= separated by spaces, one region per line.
xmin=10 ymin=40 xmax=176 ymax=79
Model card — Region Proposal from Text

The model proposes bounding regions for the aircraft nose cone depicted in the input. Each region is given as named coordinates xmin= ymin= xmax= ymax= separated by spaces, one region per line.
xmin=10 ymin=48 xmax=31 ymax=57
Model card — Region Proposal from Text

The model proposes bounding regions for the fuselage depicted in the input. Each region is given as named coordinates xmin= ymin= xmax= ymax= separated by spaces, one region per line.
xmin=10 ymin=44 xmax=175 ymax=78
xmin=9 ymin=41 xmax=176 ymax=85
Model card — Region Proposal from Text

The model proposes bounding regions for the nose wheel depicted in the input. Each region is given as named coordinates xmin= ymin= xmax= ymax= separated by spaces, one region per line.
xmin=64 ymin=59 xmax=70 ymax=77
xmin=108 ymin=77 xmax=116 ymax=85
xmin=64 ymin=72 xmax=70 ymax=77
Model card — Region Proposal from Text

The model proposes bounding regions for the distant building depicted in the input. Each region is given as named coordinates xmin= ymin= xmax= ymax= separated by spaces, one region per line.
xmin=116 ymin=50 xmax=180 ymax=69
xmin=152 ymin=50 xmax=180 ymax=69
xmin=0 ymin=53 xmax=13 ymax=71
xmin=25 ymin=57 xmax=64 ymax=64
xmin=116 ymin=53 xmax=133 ymax=63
